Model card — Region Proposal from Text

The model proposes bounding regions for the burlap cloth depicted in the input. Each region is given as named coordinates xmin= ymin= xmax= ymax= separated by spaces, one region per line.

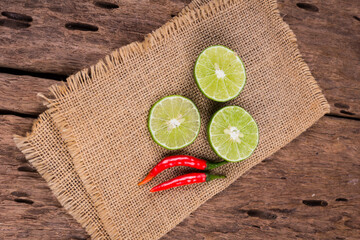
xmin=14 ymin=0 xmax=330 ymax=239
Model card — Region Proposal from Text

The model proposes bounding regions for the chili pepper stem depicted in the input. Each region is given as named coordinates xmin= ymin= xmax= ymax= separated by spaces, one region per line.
xmin=138 ymin=174 xmax=154 ymax=186
xmin=205 ymin=173 xmax=226 ymax=182
xmin=205 ymin=161 xmax=228 ymax=170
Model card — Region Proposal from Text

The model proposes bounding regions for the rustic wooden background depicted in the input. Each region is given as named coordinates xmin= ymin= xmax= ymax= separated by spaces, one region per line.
xmin=0 ymin=0 xmax=359 ymax=239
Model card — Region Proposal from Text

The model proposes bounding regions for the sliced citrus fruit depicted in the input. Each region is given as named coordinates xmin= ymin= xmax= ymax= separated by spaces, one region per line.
xmin=148 ymin=95 xmax=201 ymax=150
xmin=208 ymin=106 xmax=258 ymax=162
xmin=194 ymin=45 xmax=246 ymax=102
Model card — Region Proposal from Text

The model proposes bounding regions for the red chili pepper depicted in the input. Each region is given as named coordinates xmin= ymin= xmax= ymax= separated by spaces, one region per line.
xmin=138 ymin=155 xmax=227 ymax=186
xmin=150 ymin=172 xmax=226 ymax=192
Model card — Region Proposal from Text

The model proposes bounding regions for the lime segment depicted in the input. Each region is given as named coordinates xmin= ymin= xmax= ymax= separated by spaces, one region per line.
xmin=194 ymin=45 xmax=246 ymax=102
xmin=148 ymin=95 xmax=201 ymax=150
xmin=208 ymin=106 xmax=258 ymax=162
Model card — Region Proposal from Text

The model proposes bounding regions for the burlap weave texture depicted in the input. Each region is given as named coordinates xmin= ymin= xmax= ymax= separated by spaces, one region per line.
xmin=15 ymin=0 xmax=329 ymax=239
xmin=14 ymin=112 xmax=111 ymax=239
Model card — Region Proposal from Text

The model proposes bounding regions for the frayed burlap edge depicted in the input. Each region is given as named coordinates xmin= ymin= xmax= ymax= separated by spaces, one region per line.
xmin=44 ymin=0 xmax=329 ymax=111
xmin=13 ymin=112 xmax=110 ymax=240
xmin=33 ymin=0 xmax=329 ymax=239
xmin=12 ymin=1 xmax=213 ymax=238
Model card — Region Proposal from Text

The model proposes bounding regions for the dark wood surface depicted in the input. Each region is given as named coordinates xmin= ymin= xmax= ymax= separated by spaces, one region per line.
xmin=0 ymin=0 xmax=359 ymax=239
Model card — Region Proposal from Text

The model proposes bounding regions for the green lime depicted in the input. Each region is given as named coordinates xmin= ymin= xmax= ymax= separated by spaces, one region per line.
xmin=148 ymin=95 xmax=201 ymax=150
xmin=208 ymin=106 xmax=258 ymax=162
xmin=194 ymin=45 xmax=246 ymax=102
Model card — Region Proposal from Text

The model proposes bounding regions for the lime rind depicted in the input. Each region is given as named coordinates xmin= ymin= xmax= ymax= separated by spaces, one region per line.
xmin=148 ymin=95 xmax=201 ymax=150
xmin=208 ymin=106 xmax=259 ymax=162
xmin=194 ymin=45 xmax=247 ymax=102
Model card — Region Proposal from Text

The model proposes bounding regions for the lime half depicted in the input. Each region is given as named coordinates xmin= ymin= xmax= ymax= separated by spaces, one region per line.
xmin=148 ymin=95 xmax=201 ymax=150
xmin=194 ymin=45 xmax=246 ymax=102
xmin=208 ymin=106 xmax=258 ymax=162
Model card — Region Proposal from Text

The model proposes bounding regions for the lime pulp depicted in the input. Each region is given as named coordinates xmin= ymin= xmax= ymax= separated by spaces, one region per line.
xmin=208 ymin=106 xmax=258 ymax=162
xmin=194 ymin=45 xmax=246 ymax=102
xmin=148 ymin=95 xmax=201 ymax=150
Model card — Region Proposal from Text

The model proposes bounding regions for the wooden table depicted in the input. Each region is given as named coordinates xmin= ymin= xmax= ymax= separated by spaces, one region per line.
xmin=1 ymin=0 xmax=359 ymax=239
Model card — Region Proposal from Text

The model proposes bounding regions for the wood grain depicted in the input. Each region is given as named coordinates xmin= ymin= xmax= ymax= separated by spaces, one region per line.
xmin=0 ymin=73 xmax=58 ymax=115
xmin=0 ymin=0 xmax=358 ymax=118
xmin=279 ymin=0 xmax=360 ymax=119
xmin=0 ymin=115 xmax=89 ymax=240
xmin=0 ymin=0 xmax=359 ymax=239
xmin=1 ymin=115 xmax=359 ymax=239
xmin=0 ymin=0 xmax=190 ymax=75
xmin=163 ymin=116 xmax=360 ymax=240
